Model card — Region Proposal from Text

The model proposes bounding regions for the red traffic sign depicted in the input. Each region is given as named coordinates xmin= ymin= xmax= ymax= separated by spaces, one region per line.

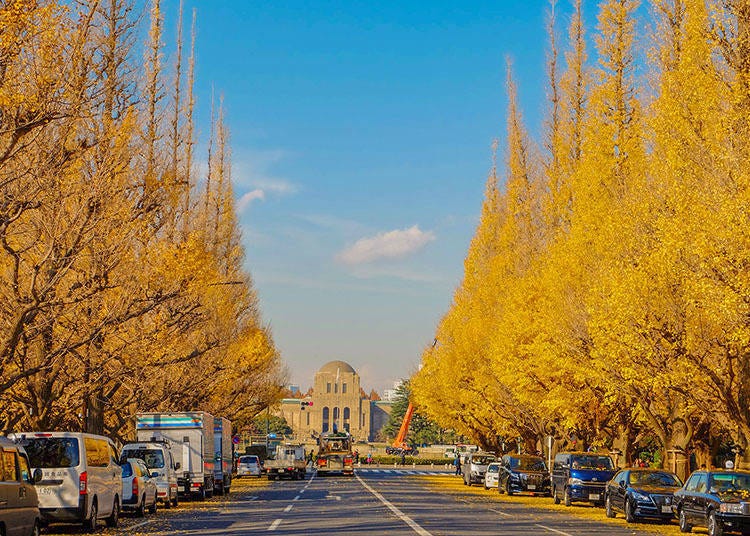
xmin=232 ymin=435 xmax=240 ymax=445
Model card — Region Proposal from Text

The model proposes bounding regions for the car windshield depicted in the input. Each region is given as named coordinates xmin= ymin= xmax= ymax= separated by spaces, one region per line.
xmin=629 ymin=471 xmax=681 ymax=487
xmin=20 ymin=437 xmax=80 ymax=468
xmin=509 ymin=457 xmax=547 ymax=471
xmin=121 ymin=448 xmax=165 ymax=469
xmin=710 ymin=473 xmax=750 ymax=500
xmin=487 ymin=464 xmax=499 ymax=473
xmin=472 ymin=455 xmax=495 ymax=465
xmin=239 ymin=456 xmax=258 ymax=464
xmin=571 ymin=455 xmax=613 ymax=470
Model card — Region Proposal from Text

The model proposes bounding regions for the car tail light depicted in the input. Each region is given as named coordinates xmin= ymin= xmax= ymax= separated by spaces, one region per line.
xmin=79 ymin=472 xmax=88 ymax=495
xmin=191 ymin=482 xmax=201 ymax=488
xmin=132 ymin=477 xmax=139 ymax=497
xmin=317 ymin=458 xmax=327 ymax=467
xmin=344 ymin=456 xmax=353 ymax=465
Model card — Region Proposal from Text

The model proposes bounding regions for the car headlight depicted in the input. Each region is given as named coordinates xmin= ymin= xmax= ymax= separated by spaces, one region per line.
xmin=720 ymin=503 xmax=744 ymax=514
xmin=568 ymin=478 xmax=583 ymax=486
xmin=631 ymin=491 xmax=650 ymax=502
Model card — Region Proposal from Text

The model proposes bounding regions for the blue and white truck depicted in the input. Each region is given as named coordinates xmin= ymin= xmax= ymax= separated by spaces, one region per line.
xmin=136 ymin=412 xmax=216 ymax=500
xmin=213 ymin=417 xmax=232 ymax=495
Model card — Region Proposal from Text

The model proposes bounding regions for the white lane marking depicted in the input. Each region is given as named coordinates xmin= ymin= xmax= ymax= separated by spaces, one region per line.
xmin=284 ymin=504 xmax=293 ymax=512
xmin=129 ymin=520 xmax=152 ymax=530
xmin=268 ymin=518 xmax=282 ymax=531
xmin=299 ymin=489 xmax=305 ymax=494
xmin=489 ymin=508 xmax=513 ymax=518
xmin=534 ymin=524 xmax=574 ymax=536
xmin=293 ymin=495 xmax=300 ymax=501
xmin=356 ymin=474 xmax=433 ymax=536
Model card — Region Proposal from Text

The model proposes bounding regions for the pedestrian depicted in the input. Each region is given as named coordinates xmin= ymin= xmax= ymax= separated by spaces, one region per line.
xmin=454 ymin=454 xmax=461 ymax=476
xmin=354 ymin=450 xmax=359 ymax=464
xmin=400 ymin=451 xmax=406 ymax=466
xmin=366 ymin=452 xmax=373 ymax=464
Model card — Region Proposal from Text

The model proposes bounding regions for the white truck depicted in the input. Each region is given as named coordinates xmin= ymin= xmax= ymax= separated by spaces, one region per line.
xmin=264 ymin=443 xmax=307 ymax=480
xmin=213 ymin=417 xmax=232 ymax=495
xmin=136 ymin=411 xmax=215 ymax=500
xmin=121 ymin=439 xmax=180 ymax=507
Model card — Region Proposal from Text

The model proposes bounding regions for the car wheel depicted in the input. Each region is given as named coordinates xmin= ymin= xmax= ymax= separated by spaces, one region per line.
xmin=553 ymin=485 xmax=560 ymax=504
xmin=137 ymin=494 xmax=147 ymax=517
xmin=605 ymin=494 xmax=616 ymax=518
xmin=106 ymin=498 xmax=119 ymax=528
xmin=83 ymin=499 xmax=97 ymax=532
xmin=172 ymin=493 xmax=179 ymax=507
xmin=679 ymin=509 xmax=692 ymax=533
xmin=625 ymin=498 xmax=636 ymax=523
xmin=708 ymin=510 xmax=724 ymax=536
xmin=149 ymin=495 xmax=158 ymax=515
xmin=564 ymin=487 xmax=571 ymax=507
xmin=29 ymin=519 xmax=40 ymax=536
xmin=506 ymin=481 xmax=514 ymax=496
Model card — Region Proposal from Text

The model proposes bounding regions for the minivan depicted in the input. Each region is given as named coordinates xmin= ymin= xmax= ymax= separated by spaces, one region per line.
xmin=13 ymin=432 xmax=122 ymax=530
xmin=551 ymin=451 xmax=616 ymax=507
xmin=462 ymin=451 xmax=496 ymax=486
xmin=121 ymin=441 xmax=179 ymax=507
xmin=0 ymin=437 xmax=41 ymax=536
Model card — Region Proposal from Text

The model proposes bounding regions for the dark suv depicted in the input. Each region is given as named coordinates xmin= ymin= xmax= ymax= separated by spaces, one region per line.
xmin=551 ymin=452 xmax=616 ymax=506
xmin=498 ymin=454 xmax=550 ymax=496
xmin=673 ymin=469 xmax=750 ymax=535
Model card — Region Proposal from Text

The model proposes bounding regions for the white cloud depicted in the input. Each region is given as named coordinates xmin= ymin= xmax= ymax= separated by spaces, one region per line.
xmin=336 ymin=225 xmax=436 ymax=265
xmin=236 ymin=189 xmax=265 ymax=213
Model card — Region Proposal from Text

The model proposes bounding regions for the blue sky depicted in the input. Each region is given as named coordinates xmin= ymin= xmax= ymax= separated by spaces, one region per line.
xmin=159 ymin=0 xmax=573 ymax=393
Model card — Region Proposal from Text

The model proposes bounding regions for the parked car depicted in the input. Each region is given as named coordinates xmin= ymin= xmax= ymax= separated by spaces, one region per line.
xmin=551 ymin=451 xmax=616 ymax=507
xmin=462 ymin=452 xmax=496 ymax=487
xmin=484 ymin=462 xmax=501 ymax=490
xmin=121 ymin=441 xmax=179 ymax=507
xmin=673 ymin=469 xmax=750 ymax=535
xmin=121 ymin=458 xmax=158 ymax=517
xmin=13 ymin=432 xmax=122 ymax=530
xmin=604 ymin=468 xmax=682 ymax=523
xmin=498 ymin=454 xmax=550 ymax=496
xmin=0 ymin=437 xmax=41 ymax=536
xmin=237 ymin=455 xmax=263 ymax=478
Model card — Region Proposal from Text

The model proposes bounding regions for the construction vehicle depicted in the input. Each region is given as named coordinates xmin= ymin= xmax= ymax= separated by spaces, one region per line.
xmin=385 ymin=402 xmax=418 ymax=455
xmin=316 ymin=431 xmax=354 ymax=476
xmin=264 ymin=443 xmax=307 ymax=480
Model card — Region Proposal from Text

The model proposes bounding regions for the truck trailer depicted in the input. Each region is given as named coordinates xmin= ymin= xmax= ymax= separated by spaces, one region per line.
xmin=136 ymin=411 xmax=216 ymax=499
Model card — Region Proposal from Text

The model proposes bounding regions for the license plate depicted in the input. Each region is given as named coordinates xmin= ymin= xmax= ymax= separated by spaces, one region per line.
xmin=38 ymin=486 xmax=55 ymax=495
xmin=589 ymin=493 xmax=600 ymax=501
xmin=662 ymin=506 xmax=672 ymax=514
xmin=527 ymin=485 xmax=536 ymax=490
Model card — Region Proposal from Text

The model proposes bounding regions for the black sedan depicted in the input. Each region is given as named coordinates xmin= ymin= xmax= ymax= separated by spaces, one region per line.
xmin=673 ymin=469 xmax=750 ymax=535
xmin=498 ymin=454 xmax=550 ymax=496
xmin=604 ymin=468 xmax=682 ymax=523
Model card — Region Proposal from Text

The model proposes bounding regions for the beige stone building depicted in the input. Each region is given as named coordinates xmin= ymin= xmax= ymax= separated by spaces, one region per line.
xmin=277 ymin=360 xmax=392 ymax=442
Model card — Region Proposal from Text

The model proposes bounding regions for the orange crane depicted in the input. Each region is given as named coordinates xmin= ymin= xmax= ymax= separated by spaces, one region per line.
xmin=386 ymin=402 xmax=415 ymax=454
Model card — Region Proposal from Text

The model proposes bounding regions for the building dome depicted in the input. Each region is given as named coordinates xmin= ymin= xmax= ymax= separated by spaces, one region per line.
xmin=318 ymin=360 xmax=356 ymax=375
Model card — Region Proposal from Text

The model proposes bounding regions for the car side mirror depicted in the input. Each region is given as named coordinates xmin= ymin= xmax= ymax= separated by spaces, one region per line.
xmin=175 ymin=462 xmax=181 ymax=470
xmin=33 ymin=468 xmax=43 ymax=484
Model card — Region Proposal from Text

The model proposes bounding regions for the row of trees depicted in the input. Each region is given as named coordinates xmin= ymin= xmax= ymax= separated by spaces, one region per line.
xmin=412 ymin=0 xmax=750 ymax=473
xmin=0 ymin=0 xmax=284 ymax=440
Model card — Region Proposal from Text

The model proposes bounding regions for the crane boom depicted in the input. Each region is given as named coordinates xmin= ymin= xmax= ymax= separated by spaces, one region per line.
xmin=392 ymin=402 xmax=414 ymax=449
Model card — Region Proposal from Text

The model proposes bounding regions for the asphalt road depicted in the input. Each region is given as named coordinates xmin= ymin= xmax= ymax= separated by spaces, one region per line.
xmin=43 ymin=467 xmax=673 ymax=535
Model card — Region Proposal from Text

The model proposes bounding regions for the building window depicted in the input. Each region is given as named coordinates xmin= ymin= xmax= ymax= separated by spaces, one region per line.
xmin=322 ymin=407 xmax=330 ymax=433
xmin=343 ymin=407 xmax=350 ymax=432
xmin=334 ymin=382 xmax=338 ymax=394
xmin=342 ymin=383 xmax=347 ymax=394
xmin=326 ymin=382 xmax=331 ymax=393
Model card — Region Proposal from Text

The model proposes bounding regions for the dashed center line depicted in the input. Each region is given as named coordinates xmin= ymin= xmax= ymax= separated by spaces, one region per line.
xmin=284 ymin=504 xmax=293 ymax=512
xmin=293 ymin=495 xmax=300 ymax=501
xmin=489 ymin=508 xmax=513 ymax=518
xmin=268 ymin=518 xmax=282 ymax=531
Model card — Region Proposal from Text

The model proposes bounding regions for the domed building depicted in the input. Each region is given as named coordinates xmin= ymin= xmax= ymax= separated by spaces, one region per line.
xmin=276 ymin=360 xmax=392 ymax=442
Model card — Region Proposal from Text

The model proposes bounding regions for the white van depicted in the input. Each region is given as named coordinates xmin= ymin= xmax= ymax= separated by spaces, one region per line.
xmin=121 ymin=441 xmax=179 ymax=507
xmin=13 ymin=432 xmax=122 ymax=530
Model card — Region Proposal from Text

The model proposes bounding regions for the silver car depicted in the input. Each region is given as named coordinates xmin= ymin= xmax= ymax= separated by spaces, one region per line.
xmin=237 ymin=455 xmax=262 ymax=478
xmin=462 ymin=452 xmax=496 ymax=487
